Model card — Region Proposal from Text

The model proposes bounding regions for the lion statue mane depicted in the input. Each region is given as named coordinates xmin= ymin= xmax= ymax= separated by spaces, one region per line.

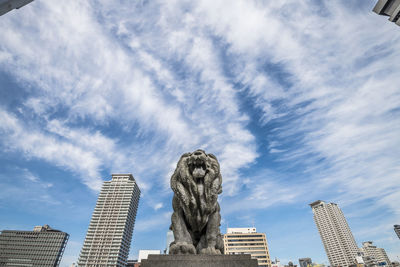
xmin=169 ymin=149 xmax=224 ymax=255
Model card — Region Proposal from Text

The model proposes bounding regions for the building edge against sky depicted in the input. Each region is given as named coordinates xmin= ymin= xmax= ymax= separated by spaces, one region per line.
xmin=310 ymin=200 xmax=359 ymax=267
xmin=0 ymin=224 xmax=69 ymax=267
xmin=373 ymin=0 xmax=400 ymax=26
xmin=78 ymin=174 xmax=140 ymax=267
xmin=224 ymin=227 xmax=271 ymax=267
xmin=0 ymin=0 xmax=34 ymax=16
xmin=394 ymin=225 xmax=400 ymax=240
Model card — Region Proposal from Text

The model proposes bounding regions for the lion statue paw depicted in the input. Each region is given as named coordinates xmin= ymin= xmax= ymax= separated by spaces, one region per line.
xmin=200 ymin=247 xmax=222 ymax=255
xmin=169 ymin=242 xmax=196 ymax=255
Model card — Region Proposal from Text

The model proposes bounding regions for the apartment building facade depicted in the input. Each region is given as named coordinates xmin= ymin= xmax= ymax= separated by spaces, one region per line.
xmin=78 ymin=174 xmax=140 ymax=267
xmin=0 ymin=224 xmax=69 ymax=267
xmin=310 ymin=200 xmax=359 ymax=267
xmin=224 ymin=227 xmax=271 ymax=267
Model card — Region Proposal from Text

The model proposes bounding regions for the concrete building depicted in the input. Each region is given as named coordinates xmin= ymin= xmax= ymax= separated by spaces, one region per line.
xmin=394 ymin=225 xmax=400 ymax=239
xmin=138 ymin=250 xmax=161 ymax=262
xmin=310 ymin=200 xmax=359 ymax=267
xmin=165 ymin=230 xmax=174 ymax=254
xmin=373 ymin=0 xmax=400 ymax=26
xmin=0 ymin=0 xmax=33 ymax=16
xmin=223 ymin=227 xmax=271 ymax=267
xmin=126 ymin=260 xmax=140 ymax=267
xmin=272 ymin=258 xmax=284 ymax=267
xmin=285 ymin=262 xmax=297 ymax=267
xmin=0 ymin=224 xmax=69 ymax=267
xmin=360 ymin=241 xmax=392 ymax=267
xmin=299 ymin=258 xmax=312 ymax=267
xmin=78 ymin=174 xmax=141 ymax=267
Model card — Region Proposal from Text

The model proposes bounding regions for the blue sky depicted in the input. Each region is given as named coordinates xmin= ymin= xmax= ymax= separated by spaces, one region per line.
xmin=0 ymin=0 xmax=400 ymax=266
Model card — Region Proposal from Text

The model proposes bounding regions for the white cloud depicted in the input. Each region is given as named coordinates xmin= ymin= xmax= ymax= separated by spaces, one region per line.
xmin=0 ymin=109 xmax=106 ymax=190
xmin=153 ymin=203 xmax=163 ymax=211
xmin=182 ymin=0 xmax=400 ymax=215
xmin=0 ymin=0 xmax=259 ymax=196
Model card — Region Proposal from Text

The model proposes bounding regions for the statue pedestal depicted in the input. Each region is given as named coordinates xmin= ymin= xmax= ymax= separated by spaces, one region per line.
xmin=140 ymin=254 xmax=258 ymax=267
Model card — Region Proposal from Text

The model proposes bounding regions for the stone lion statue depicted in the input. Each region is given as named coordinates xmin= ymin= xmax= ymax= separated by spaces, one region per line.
xmin=169 ymin=149 xmax=224 ymax=255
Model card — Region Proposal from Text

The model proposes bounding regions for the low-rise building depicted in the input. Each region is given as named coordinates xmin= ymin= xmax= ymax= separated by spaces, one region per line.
xmin=272 ymin=258 xmax=284 ymax=267
xmin=285 ymin=261 xmax=297 ymax=267
xmin=360 ymin=241 xmax=392 ymax=267
xmin=299 ymin=258 xmax=312 ymax=267
xmin=127 ymin=259 xmax=140 ymax=267
xmin=0 ymin=224 xmax=69 ymax=267
xmin=224 ymin=227 xmax=271 ymax=267
xmin=138 ymin=250 xmax=161 ymax=262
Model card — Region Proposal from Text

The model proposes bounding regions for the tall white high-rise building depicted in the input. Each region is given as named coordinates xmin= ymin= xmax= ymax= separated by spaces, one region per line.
xmin=310 ymin=200 xmax=359 ymax=267
xmin=78 ymin=174 xmax=140 ymax=267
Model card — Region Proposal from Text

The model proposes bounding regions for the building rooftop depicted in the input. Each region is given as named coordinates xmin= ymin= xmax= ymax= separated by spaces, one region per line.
xmin=111 ymin=173 xmax=136 ymax=181
xmin=226 ymin=227 xmax=257 ymax=234
xmin=1 ymin=224 xmax=64 ymax=233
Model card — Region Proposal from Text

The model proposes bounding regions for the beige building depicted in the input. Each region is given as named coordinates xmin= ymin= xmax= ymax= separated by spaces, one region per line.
xmin=310 ymin=200 xmax=359 ymax=267
xmin=360 ymin=241 xmax=392 ymax=267
xmin=78 ymin=174 xmax=140 ymax=267
xmin=223 ymin=227 xmax=271 ymax=267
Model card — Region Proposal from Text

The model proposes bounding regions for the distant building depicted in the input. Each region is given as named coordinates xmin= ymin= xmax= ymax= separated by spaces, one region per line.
xmin=0 ymin=0 xmax=33 ymax=16
xmin=138 ymin=250 xmax=161 ymax=262
xmin=224 ymin=227 xmax=271 ymax=267
xmin=272 ymin=258 xmax=284 ymax=267
xmin=0 ymin=224 xmax=69 ymax=267
xmin=127 ymin=259 xmax=140 ymax=267
xmin=78 ymin=174 xmax=141 ymax=267
xmin=360 ymin=241 xmax=392 ymax=267
xmin=299 ymin=258 xmax=312 ymax=267
xmin=285 ymin=262 xmax=298 ymax=267
xmin=310 ymin=200 xmax=359 ymax=267
xmin=165 ymin=230 xmax=174 ymax=254
xmin=394 ymin=225 xmax=400 ymax=239
xmin=373 ymin=0 xmax=400 ymax=26
xmin=356 ymin=250 xmax=377 ymax=267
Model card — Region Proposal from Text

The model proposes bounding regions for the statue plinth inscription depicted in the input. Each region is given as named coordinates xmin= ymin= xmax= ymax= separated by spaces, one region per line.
xmin=142 ymin=149 xmax=258 ymax=266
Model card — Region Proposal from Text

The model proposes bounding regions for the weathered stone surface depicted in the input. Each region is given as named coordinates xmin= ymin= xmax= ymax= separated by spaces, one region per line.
xmin=169 ymin=149 xmax=224 ymax=255
xmin=141 ymin=254 xmax=259 ymax=267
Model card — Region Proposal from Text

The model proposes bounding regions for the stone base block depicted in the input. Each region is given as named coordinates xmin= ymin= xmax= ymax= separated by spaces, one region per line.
xmin=140 ymin=254 xmax=258 ymax=267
